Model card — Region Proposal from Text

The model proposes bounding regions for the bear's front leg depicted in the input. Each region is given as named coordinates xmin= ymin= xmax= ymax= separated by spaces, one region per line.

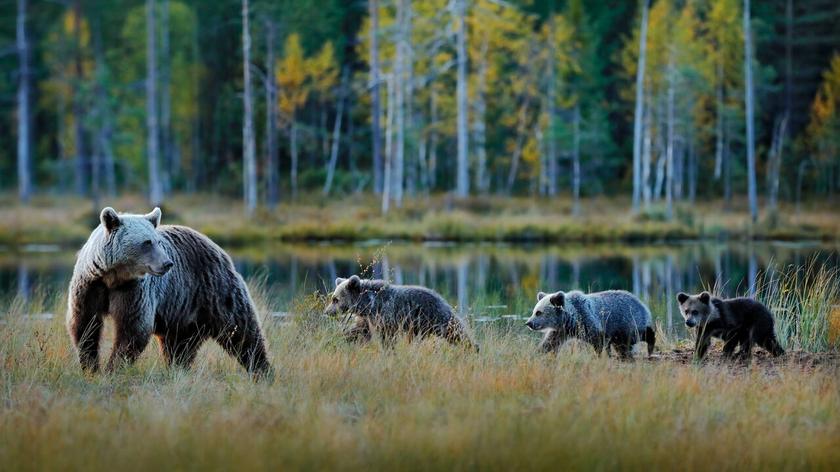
xmin=538 ymin=329 xmax=564 ymax=353
xmin=694 ymin=331 xmax=712 ymax=361
xmin=67 ymin=278 xmax=108 ymax=373
xmin=106 ymin=285 xmax=154 ymax=372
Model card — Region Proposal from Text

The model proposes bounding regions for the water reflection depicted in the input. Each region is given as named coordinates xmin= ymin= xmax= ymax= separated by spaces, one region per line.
xmin=1 ymin=242 xmax=837 ymax=338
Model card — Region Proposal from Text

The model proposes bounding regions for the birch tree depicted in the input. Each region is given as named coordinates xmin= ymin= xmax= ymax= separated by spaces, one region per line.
xmin=147 ymin=0 xmax=163 ymax=206
xmin=454 ymin=0 xmax=469 ymax=197
xmin=743 ymin=0 xmax=758 ymax=223
xmin=16 ymin=0 xmax=31 ymax=203
xmin=265 ymin=19 xmax=279 ymax=207
xmin=241 ymin=0 xmax=257 ymax=214
xmin=370 ymin=0 xmax=383 ymax=194
xmin=631 ymin=0 xmax=650 ymax=212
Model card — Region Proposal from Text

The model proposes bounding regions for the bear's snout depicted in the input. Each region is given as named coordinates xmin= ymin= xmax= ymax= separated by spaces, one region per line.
xmin=525 ymin=319 xmax=537 ymax=331
xmin=685 ymin=318 xmax=697 ymax=328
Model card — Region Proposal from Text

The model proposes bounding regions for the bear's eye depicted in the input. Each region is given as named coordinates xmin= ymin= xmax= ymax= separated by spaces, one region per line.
xmin=142 ymin=240 xmax=153 ymax=248
xmin=535 ymin=311 xmax=542 ymax=317
xmin=332 ymin=297 xmax=339 ymax=304
xmin=691 ymin=310 xmax=699 ymax=316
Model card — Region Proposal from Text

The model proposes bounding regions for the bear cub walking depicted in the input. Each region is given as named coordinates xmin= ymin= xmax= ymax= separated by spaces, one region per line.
xmin=677 ymin=291 xmax=784 ymax=361
xmin=325 ymin=275 xmax=477 ymax=351
xmin=525 ymin=290 xmax=655 ymax=359
xmin=67 ymin=207 xmax=273 ymax=378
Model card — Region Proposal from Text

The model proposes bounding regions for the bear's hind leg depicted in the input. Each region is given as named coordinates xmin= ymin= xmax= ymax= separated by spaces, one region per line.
xmin=214 ymin=319 xmax=273 ymax=380
xmin=157 ymin=324 xmax=206 ymax=368
xmin=736 ymin=329 xmax=754 ymax=361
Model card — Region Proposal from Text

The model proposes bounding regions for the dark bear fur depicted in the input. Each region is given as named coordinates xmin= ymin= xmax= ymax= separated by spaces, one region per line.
xmin=67 ymin=207 xmax=273 ymax=379
xmin=677 ymin=291 xmax=785 ymax=361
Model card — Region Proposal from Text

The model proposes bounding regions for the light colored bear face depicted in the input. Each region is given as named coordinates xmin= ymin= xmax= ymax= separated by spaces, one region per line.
xmin=325 ymin=275 xmax=364 ymax=318
xmin=525 ymin=291 xmax=567 ymax=332
xmin=676 ymin=291 xmax=719 ymax=328
xmin=100 ymin=207 xmax=173 ymax=281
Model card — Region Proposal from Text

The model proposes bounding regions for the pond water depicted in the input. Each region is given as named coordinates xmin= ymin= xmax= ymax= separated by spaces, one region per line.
xmin=2 ymin=241 xmax=838 ymax=339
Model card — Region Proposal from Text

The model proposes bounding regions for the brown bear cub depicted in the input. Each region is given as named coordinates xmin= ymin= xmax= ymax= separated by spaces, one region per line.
xmin=677 ymin=291 xmax=785 ymax=361
xmin=325 ymin=275 xmax=478 ymax=351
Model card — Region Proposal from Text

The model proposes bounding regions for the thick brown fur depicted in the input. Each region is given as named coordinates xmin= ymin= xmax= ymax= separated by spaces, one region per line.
xmin=677 ymin=291 xmax=784 ymax=362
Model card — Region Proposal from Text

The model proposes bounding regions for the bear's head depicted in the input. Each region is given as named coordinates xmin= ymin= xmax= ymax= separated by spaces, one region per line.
xmin=97 ymin=207 xmax=173 ymax=283
xmin=525 ymin=290 xmax=567 ymax=332
xmin=676 ymin=291 xmax=720 ymax=328
xmin=325 ymin=275 xmax=376 ymax=318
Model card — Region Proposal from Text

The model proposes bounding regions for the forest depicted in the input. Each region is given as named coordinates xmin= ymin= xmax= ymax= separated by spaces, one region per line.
xmin=3 ymin=0 xmax=839 ymax=218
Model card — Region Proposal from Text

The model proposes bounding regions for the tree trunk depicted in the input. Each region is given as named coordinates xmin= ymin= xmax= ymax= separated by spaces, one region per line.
xmin=572 ymin=103 xmax=581 ymax=216
xmin=146 ymin=0 xmax=163 ymax=206
xmin=73 ymin=0 xmax=87 ymax=198
xmin=767 ymin=113 xmax=788 ymax=212
xmin=382 ymin=75 xmax=394 ymax=214
xmin=547 ymin=17 xmax=558 ymax=197
xmin=665 ymin=53 xmax=675 ymax=220
xmin=688 ymin=133 xmax=697 ymax=202
xmin=160 ymin=0 xmax=172 ymax=194
xmin=454 ymin=0 xmax=469 ymax=197
xmin=241 ymin=0 xmax=257 ymax=214
xmin=370 ymin=0 xmax=383 ymax=194
xmin=743 ymin=0 xmax=758 ymax=223
xmin=429 ymin=85 xmax=438 ymax=189
xmin=404 ymin=0 xmax=416 ymax=197
xmin=323 ymin=67 xmax=349 ymax=195
xmin=290 ymin=118 xmax=298 ymax=199
xmin=473 ymin=35 xmax=489 ymax=193
xmin=16 ymin=0 xmax=31 ymax=203
xmin=714 ymin=62 xmax=724 ymax=179
xmin=632 ymin=0 xmax=650 ymax=212
xmin=642 ymin=98 xmax=652 ymax=207
xmin=92 ymin=14 xmax=115 ymax=199
xmin=265 ymin=20 xmax=279 ymax=207
xmin=393 ymin=0 xmax=406 ymax=207
xmin=505 ymin=99 xmax=531 ymax=194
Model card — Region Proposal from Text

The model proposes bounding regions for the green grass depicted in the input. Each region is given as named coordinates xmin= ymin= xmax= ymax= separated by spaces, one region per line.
xmin=1 ymin=272 xmax=839 ymax=470
xmin=2 ymin=193 xmax=839 ymax=247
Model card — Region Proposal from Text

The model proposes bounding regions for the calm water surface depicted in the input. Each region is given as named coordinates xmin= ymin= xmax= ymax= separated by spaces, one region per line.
xmin=3 ymin=241 xmax=837 ymax=338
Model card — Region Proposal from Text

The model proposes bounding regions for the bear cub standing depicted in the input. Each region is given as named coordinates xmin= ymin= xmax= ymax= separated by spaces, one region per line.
xmin=325 ymin=275 xmax=478 ymax=351
xmin=67 ymin=207 xmax=273 ymax=378
xmin=677 ymin=291 xmax=784 ymax=361
xmin=525 ymin=290 xmax=655 ymax=359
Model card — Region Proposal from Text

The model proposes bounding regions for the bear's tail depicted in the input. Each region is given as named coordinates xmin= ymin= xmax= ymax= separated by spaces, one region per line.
xmin=643 ymin=326 xmax=656 ymax=357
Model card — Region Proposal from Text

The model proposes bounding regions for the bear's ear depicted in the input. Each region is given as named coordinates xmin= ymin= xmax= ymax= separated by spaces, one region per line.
xmin=100 ymin=207 xmax=121 ymax=232
xmin=549 ymin=292 xmax=565 ymax=308
xmin=346 ymin=275 xmax=361 ymax=291
xmin=145 ymin=207 xmax=162 ymax=228
xmin=677 ymin=292 xmax=689 ymax=304
xmin=335 ymin=277 xmax=346 ymax=288
xmin=537 ymin=291 xmax=547 ymax=302
xmin=699 ymin=292 xmax=711 ymax=304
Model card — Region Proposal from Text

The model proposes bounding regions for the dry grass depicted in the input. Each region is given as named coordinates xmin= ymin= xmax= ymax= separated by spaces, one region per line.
xmin=1 ymin=285 xmax=839 ymax=471
xmin=2 ymin=193 xmax=838 ymax=247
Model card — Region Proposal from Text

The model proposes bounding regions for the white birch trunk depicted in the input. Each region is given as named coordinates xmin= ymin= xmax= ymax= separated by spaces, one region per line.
xmin=370 ymin=0 xmax=383 ymax=193
xmin=632 ymin=0 xmax=650 ymax=211
xmin=265 ymin=19 xmax=279 ymax=207
xmin=454 ymin=0 xmax=469 ymax=197
xmin=665 ymin=53 xmax=675 ymax=220
xmin=323 ymin=68 xmax=349 ymax=195
xmin=242 ymin=0 xmax=257 ymax=213
xmin=16 ymin=0 xmax=31 ymax=203
xmin=743 ymin=0 xmax=758 ymax=223
xmin=572 ymin=103 xmax=581 ymax=216
xmin=146 ymin=0 xmax=163 ymax=206
xmin=382 ymin=75 xmax=395 ymax=214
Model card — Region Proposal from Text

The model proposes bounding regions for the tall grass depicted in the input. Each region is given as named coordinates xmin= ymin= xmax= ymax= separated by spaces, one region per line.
xmin=758 ymin=258 xmax=840 ymax=352
xmin=1 ymin=276 xmax=839 ymax=470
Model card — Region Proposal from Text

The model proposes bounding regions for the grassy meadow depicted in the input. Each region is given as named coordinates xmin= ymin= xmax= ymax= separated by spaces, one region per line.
xmin=2 ymin=193 xmax=839 ymax=247
xmin=2 ymin=271 xmax=839 ymax=471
